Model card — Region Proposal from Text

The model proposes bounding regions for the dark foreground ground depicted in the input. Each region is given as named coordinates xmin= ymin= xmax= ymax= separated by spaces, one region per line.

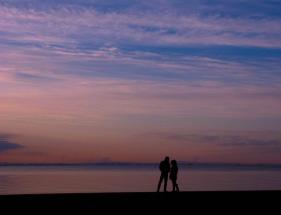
xmin=0 ymin=191 xmax=280 ymax=213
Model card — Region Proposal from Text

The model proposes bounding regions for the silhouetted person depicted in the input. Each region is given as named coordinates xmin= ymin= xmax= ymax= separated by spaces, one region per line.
xmin=170 ymin=160 xmax=179 ymax=192
xmin=157 ymin=156 xmax=170 ymax=192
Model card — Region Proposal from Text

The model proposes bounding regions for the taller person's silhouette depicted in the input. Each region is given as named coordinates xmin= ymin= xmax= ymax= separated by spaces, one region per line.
xmin=157 ymin=156 xmax=170 ymax=192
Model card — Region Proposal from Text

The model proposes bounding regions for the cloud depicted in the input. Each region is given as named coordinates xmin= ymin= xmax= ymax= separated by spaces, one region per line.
xmin=1 ymin=41 xmax=280 ymax=86
xmin=1 ymin=72 xmax=281 ymax=129
xmin=0 ymin=1 xmax=280 ymax=87
xmin=147 ymin=132 xmax=281 ymax=148
xmin=0 ymin=134 xmax=23 ymax=153
xmin=14 ymin=72 xmax=60 ymax=83
xmin=0 ymin=2 xmax=280 ymax=48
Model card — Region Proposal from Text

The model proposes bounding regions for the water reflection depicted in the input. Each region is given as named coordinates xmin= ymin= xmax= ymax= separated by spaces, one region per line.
xmin=0 ymin=166 xmax=281 ymax=194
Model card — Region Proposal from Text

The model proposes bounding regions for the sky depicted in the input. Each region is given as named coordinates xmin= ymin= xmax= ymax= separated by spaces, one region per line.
xmin=0 ymin=0 xmax=281 ymax=164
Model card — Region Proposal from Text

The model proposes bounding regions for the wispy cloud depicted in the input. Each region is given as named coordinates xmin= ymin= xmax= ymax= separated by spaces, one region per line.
xmin=14 ymin=72 xmax=60 ymax=83
xmin=0 ymin=2 xmax=280 ymax=48
xmin=0 ymin=0 xmax=280 ymax=87
xmin=0 ymin=134 xmax=23 ymax=153
xmin=1 ymin=42 xmax=280 ymax=86
xmin=146 ymin=132 xmax=281 ymax=148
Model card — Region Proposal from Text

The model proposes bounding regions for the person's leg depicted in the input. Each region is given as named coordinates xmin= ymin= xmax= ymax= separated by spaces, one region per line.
xmin=176 ymin=183 xmax=179 ymax=192
xmin=164 ymin=175 xmax=168 ymax=192
xmin=172 ymin=179 xmax=176 ymax=192
xmin=175 ymin=180 xmax=179 ymax=192
xmin=157 ymin=174 xmax=164 ymax=192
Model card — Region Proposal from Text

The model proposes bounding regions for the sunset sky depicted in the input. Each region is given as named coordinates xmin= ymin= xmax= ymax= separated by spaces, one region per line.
xmin=0 ymin=0 xmax=281 ymax=164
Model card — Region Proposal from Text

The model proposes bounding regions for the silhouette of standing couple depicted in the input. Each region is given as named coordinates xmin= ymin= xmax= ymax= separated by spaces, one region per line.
xmin=157 ymin=156 xmax=179 ymax=192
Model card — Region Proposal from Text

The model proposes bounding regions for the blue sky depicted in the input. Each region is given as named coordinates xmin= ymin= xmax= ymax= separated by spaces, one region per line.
xmin=0 ymin=0 xmax=280 ymax=163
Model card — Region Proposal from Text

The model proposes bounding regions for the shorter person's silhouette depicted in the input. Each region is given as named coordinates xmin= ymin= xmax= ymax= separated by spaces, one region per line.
xmin=157 ymin=156 xmax=170 ymax=192
xmin=170 ymin=160 xmax=179 ymax=192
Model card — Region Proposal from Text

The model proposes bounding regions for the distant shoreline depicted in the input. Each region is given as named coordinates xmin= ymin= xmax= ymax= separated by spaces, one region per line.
xmin=1 ymin=162 xmax=281 ymax=170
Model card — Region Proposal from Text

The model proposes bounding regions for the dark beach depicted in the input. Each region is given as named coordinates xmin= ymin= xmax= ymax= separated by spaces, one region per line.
xmin=1 ymin=191 xmax=279 ymax=213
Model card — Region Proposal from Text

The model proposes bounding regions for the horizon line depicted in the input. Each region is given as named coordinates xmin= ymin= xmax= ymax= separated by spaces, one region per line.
xmin=1 ymin=161 xmax=281 ymax=167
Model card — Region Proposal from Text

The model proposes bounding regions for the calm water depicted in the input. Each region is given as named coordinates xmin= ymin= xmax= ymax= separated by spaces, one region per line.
xmin=0 ymin=165 xmax=281 ymax=194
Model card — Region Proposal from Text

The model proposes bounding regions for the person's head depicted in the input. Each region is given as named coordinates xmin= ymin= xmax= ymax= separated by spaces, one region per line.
xmin=164 ymin=156 xmax=169 ymax=162
xmin=171 ymin=160 xmax=177 ymax=167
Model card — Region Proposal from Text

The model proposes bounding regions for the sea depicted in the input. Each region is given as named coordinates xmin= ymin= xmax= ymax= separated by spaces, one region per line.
xmin=0 ymin=163 xmax=281 ymax=194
